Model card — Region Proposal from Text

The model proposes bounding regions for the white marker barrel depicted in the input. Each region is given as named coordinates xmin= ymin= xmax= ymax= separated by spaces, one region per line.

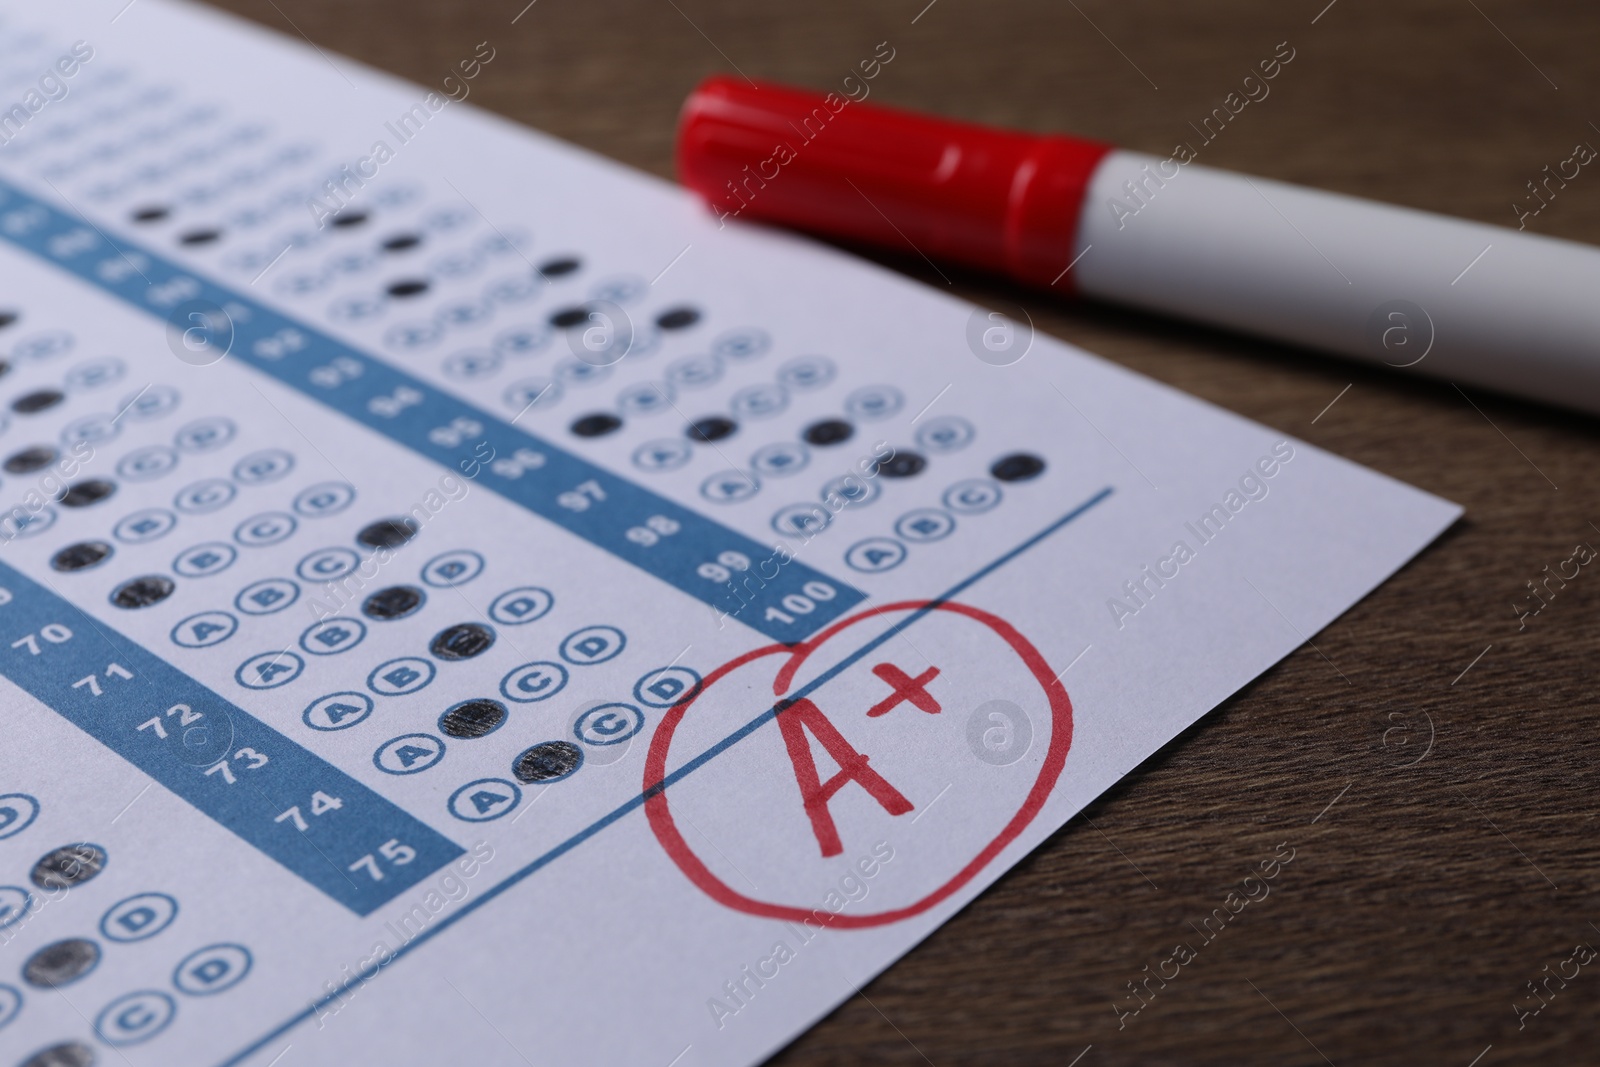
xmin=1075 ymin=151 xmax=1600 ymax=412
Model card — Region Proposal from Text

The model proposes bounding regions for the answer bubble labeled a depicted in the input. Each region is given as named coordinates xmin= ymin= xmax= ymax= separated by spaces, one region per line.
xmin=303 ymin=691 xmax=375 ymax=732
xmin=234 ymin=650 xmax=304 ymax=690
xmin=844 ymin=537 xmax=907 ymax=573
xmin=171 ymin=611 xmax=239 ymax=649
xmin=373 ymin=733 xmax=445 ymax=775
xmin=447 ymin=778 xmax=522 ymax=822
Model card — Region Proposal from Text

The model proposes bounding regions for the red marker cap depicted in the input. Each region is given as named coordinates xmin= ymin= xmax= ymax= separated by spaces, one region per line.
xmin=676 ymin=75 xmax=1113 ymax=290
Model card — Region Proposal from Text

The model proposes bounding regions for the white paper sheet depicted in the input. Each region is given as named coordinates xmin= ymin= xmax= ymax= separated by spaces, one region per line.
xmin=0 ymin=4 xmax=1458 ymax=1065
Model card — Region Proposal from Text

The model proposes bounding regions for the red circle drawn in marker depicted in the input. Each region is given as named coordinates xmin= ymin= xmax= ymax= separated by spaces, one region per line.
xmin=643 ymin=599 xmax=1073 ymax=928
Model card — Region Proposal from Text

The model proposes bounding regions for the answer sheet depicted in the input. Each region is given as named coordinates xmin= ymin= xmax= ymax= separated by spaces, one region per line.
xmin=0 ymin=3 xmax=1458 ymax=1065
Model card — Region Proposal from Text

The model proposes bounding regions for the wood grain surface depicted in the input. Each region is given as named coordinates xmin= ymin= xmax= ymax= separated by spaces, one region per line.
xmin=194 ymin=1 xmax=1600 ymax=1062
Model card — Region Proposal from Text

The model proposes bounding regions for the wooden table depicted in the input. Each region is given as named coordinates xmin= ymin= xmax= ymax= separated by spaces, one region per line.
xmin=202 ymin=1 xmax=1600 ymax=1062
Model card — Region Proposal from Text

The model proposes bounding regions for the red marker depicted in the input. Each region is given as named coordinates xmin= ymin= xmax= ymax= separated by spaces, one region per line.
xmin=677 ymin=75 xmax=1600 ymax=415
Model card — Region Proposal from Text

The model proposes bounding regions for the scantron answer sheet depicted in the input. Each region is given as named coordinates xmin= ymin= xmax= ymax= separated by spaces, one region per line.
xmin=0 ymin=3 xmax=1458 ymax=1066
